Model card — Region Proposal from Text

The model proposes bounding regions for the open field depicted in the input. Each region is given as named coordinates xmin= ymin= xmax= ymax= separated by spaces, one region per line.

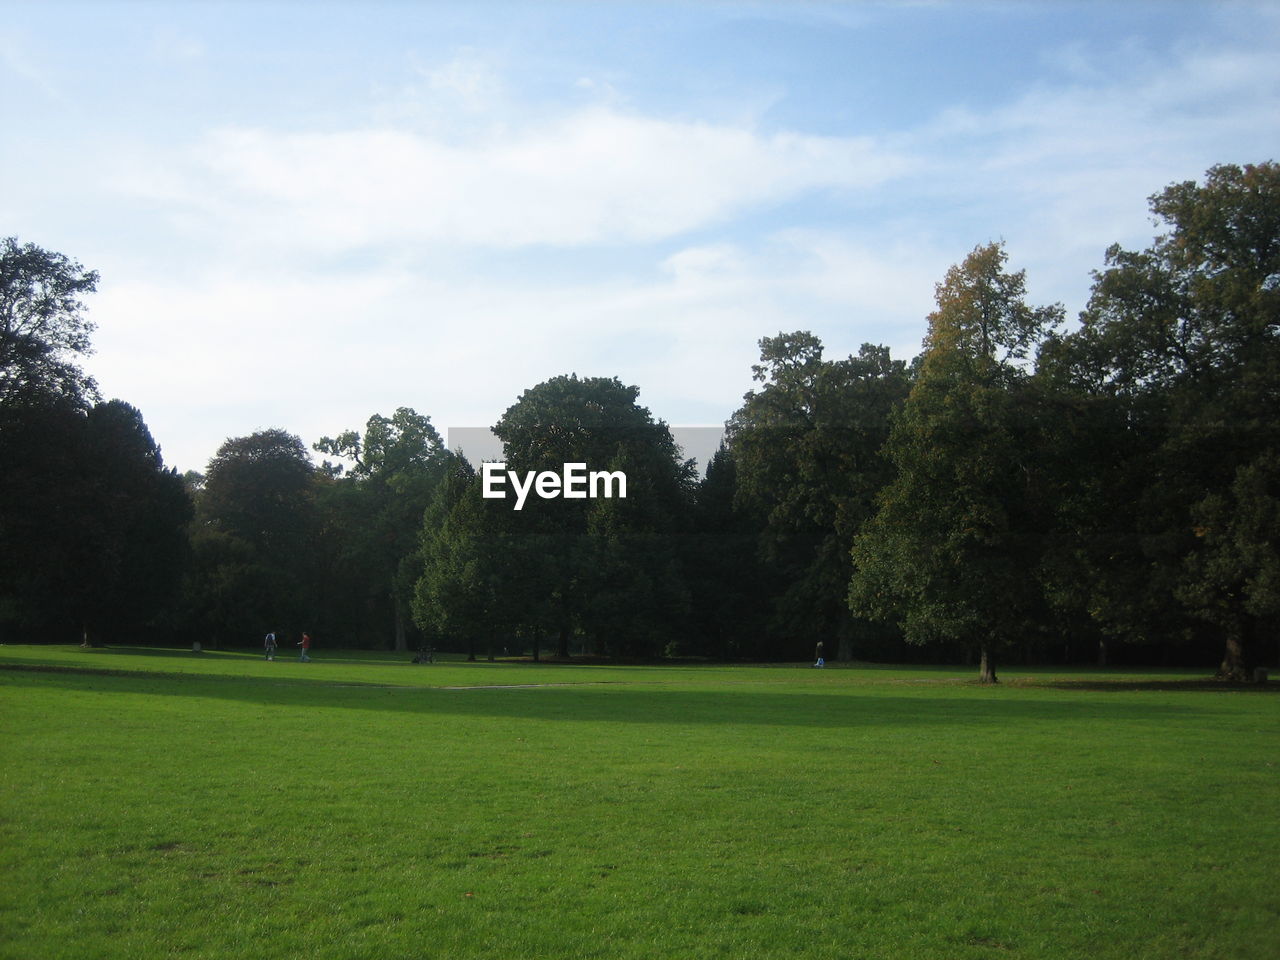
xmin=1 ymin=646 xmax=1277 ymax=959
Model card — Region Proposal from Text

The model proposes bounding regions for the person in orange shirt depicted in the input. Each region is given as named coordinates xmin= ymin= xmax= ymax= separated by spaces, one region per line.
xmin=297 ymin=632 xmax=312 ymax=662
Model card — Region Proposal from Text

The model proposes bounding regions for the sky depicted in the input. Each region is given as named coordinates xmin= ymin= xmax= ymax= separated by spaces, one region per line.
xmin=3 ymin=1 xmax=1278 ymax=475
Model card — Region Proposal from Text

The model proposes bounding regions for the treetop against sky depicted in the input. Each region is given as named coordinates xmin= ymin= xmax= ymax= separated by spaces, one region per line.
xmin=3 ymin=1 xmax=1277 ymax=473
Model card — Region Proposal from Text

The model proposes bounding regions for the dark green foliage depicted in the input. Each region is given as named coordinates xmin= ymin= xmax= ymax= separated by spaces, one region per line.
xmin=76 ymin=401 xmax=193 ymax=640
xmin=7 ymin=166 xmax=1280 ymax=673
xmin=0 ymin=240 xmax=190 ymax=644
xmin=439 ymin=374 xmax=699 ymax=659
xmin=185 ymin=429 xmax=318 ymax=646
xmin=727 ymin=334 xmax=910 ymax=660
xmin=414 ymin=454 xmax=503 ymax=660
xmin=0 ymin=236 xmax=99 ymax=409
xmin=199 ymin=429 xmax=316 ymax=558
xmin=685 ymin=446 xmax=770 ymax=659
xmin=1180 ymin=452 xmax=1280 ymax=665
xmin=0 ymin=396 xmax=191 ymax=643
xmin=850 ymin=243 xmax=1063 ymax=681
xmin=1050 ymin=162 xmax=1280 ymax=677
xmin=315 ymin=408 xmax=450 ymax=650
xmin=582 ymin=441 xmax=693 ymax=658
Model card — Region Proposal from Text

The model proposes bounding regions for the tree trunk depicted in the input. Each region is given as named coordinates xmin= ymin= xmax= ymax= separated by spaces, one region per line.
xmin=533 ymin=628 xmax=541 ymax=662
xmin=978 ymin=644 xmax=998 ymax=684
xmin=1097 ymin=638 xmax=1107 ymax=667
xmin=467 ymin=636 xmax=476 ymax=662
xmin=1216 ymin=627 xmax=1248 ymax=681
xmin=557 ymin=622 xmax=570 ymax=659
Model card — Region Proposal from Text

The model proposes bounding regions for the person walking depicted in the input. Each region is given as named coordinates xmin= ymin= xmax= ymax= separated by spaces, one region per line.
xmin=297 ymin=632 xmax=312 ymax=662
xmin=264 ymin=631 xmax=277 ymax=660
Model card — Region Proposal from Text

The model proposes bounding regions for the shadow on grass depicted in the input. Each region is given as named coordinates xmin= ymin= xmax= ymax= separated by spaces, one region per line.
xmin=0 ymin=645 xmax=427 ymax=667
xmin=0 ymin=661 xmax=1224 ymax=730
xmin=1032 ymin=679 xmax=1280 ymax=694
xmin=34 ymin=646 xmax=276 ymax=662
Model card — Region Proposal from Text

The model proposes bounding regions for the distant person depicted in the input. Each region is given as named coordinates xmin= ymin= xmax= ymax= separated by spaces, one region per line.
xmin=298 ymin=632 xmax=312 ymax=662
xmin=814 ymin=641 xmax=825 ymax=668
xmin=264 ymin=632 xmax=277 ymax=661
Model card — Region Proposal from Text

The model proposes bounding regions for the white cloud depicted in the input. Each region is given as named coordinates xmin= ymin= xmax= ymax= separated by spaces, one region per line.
xmin=86 ymin=224 xmax=944 ymax=472
xmin=79 ymin=16 xmax=1280 ymax=473
xmin=116 ymin=108 xmax=911 ymax=253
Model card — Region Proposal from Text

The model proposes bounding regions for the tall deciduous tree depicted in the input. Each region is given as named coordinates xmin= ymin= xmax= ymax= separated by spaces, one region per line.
xmin=0 ymin=237 xmax=99 ymax=408
xmin=189 ymin=429 xmax=318 ymax=644
xmin=728 ymin=333 xmax=910 ymax=660
xmin=0 ymin=241 xmax=191 ymax=643
xmin=1059 ymin=162 xmax=1280 ymax=678
xmin=850 ymin=243 xmax=1062 ymax=682
xmin=316 ymin=408 xmax=449 ymax=650
xmin=492 ymin=374 xmax=695 ymax=658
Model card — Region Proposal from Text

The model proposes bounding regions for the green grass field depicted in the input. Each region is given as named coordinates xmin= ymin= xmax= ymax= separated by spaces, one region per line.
xmin=1 ymin=645 xmax=1277 ymax=959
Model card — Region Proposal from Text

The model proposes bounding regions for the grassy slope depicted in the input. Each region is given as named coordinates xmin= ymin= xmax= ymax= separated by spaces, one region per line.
xmin=1 ymin=646 xmax=1277 ymax=959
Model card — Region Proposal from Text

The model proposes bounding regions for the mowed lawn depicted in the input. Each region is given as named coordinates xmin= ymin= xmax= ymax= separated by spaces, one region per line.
xmin=1 ymin=646 xmax=1277 ymax=960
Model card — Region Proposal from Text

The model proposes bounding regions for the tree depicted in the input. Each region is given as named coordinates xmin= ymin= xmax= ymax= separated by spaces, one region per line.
xmin=0 ymin=241 xmax=194 ymax=644
xmin=0 ymin=398 xmax=191 ymax=643
xmin=1030 ymin=345 xmax=1169 ymax=665
xmin=189 ymin=429 xmax=318 ymax=643
xmin=582 ymin=442 xmax=692 ymax=658
xmin=315 ymin=408 xmax=450 ymax=650
xmin=728 ymin=333 xmax=910 ymax=660
xmin=1058 ymin=162 xmax=1280 ymax=678
xmin=1179 ymin=452 xmax=1280 ymax=673
xmin=74 ymin=401 xmax=192 ymax=641
xmin=491 ymin=374 xmax=696 ymax=658
xmin=685 ymin=445 xmax=771 ymax=660
xmin=0 ymin=237 xmax=99 ymax=408
xmin=850 ymin=243 xmax=1063 ymax=682
xmin=413 ymin=454 xmax=515 ymax=660
xmin=200 ymin=429 xmax=316 ymax=557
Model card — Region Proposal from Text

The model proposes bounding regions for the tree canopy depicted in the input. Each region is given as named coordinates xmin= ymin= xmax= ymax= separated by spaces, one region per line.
xmin=6 ymin=164 xmax=1277 ymax=678
xmin=849 ymin=242 xmax=1063 ymax=681
xmin=0 ymin=236 xmax=99 ymax=409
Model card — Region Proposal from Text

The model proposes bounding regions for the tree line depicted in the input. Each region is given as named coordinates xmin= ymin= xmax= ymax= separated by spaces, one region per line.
xmin=1 ymin=162 xmax=1276 ymax=681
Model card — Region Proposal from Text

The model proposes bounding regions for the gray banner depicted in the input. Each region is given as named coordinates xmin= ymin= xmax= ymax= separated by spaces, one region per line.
xmin=446 ymin=425 xmax=726 ymax=477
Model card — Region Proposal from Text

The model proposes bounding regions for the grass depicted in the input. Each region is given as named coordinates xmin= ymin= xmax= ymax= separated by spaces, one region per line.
xmin=1 ymin=645 xmax=1277 ymax=959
